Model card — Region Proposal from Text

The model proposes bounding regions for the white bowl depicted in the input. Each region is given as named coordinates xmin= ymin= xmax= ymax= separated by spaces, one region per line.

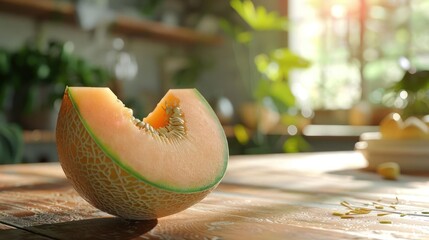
xmin=355 ymin=132 xmax=429 ymax=173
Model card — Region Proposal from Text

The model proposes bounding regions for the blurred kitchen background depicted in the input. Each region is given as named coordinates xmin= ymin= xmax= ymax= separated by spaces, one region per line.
xmin=1 ymin=0 xmax=429 ymax=163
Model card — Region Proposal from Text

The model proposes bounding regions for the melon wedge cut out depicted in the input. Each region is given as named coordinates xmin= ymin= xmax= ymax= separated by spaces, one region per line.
xmin=56 ymin=87 xmax=228 ymax=220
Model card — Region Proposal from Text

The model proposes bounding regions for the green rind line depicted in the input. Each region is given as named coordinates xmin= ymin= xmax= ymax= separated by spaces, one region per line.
xmin=67 ymin=87 xmax=228 ymax=193
xmin=192 ymin=88 xmax=229 ymax=185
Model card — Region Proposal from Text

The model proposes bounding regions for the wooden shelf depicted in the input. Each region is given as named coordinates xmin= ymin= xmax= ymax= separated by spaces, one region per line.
xmin=112 ymin=15 xmax=223 ymax=46
xmin=0 ymin=0 xmax=223 ymax=46
xmin=0 ymin=0 xmax=75 ymax=23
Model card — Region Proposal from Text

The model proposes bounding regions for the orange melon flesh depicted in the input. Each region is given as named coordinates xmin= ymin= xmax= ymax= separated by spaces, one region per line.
xmin=144 ymin=93 xmax=180 ymax=129
xmin=56 ymin=87 xmax=228 ymax=219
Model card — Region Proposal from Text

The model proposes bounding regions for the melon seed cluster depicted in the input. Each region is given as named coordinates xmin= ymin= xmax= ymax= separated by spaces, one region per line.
xmin=379 ymin=113 xmax=429 ymax=140
xmin=134 ymin=105 xmax=186 ymax=143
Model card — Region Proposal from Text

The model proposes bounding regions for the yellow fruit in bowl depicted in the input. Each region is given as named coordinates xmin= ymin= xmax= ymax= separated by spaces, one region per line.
xmin=400 ymin=116 xmax=429 ymax=139
xmin=422 ymin=115 xmax=429 ymax=128
xmin=379 ymin=113 xmax=404 ymax=139
xmin=377 ymin=162 xmax=400 ymax=180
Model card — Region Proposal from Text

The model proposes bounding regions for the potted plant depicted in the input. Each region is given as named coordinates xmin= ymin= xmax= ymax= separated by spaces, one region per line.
xmin=0 ymin=114 xmax=23 ymax=164
xmin=0 ymin=40 xmax=111 ymax=130
xmin=221 ymin=0 xmax=311 ymax=153
xmin=384 ymin=70 xmax=429 ymax=118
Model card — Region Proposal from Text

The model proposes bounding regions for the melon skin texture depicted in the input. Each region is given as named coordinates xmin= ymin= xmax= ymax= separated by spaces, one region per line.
xmin=56 ymin=87 xmax=228 ymax=220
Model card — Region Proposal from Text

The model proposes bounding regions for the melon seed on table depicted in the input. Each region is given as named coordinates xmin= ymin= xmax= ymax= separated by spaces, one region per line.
xmin=1 ymin=152 xmax=429 ymax=239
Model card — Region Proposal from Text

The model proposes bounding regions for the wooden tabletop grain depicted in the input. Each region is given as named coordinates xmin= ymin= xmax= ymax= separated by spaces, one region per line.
xmin=1 ymin=151 xmax=429 ymax=240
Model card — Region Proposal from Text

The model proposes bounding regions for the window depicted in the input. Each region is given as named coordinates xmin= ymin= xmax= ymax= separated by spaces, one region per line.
xmin=289 ymin=0 xmax=429 ymax=110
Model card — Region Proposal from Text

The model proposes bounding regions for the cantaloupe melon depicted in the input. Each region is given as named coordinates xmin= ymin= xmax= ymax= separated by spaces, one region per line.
xmin=56 ymin=87 xmax=228 ymax=220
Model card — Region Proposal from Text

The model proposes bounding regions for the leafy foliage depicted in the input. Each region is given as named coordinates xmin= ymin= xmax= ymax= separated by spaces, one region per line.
xmin=390 ymin=70 xmax=429 ymax=93
xmin=255 ymin=48 xmax=310 ymax=111
xmin=387 ymin=70 xmax=429 ymax=118
xmin=230 ymin=0 xmax=288 ymax=31
xmin=0 ymin=116 xmax=23 ymax=164
xmin=219 ymin=19 xmax=252 ymax=44
xmin=0 ymin=40 xmax=110 ymax=112
xmin=223 ymin=1 xmax=311 ymax=153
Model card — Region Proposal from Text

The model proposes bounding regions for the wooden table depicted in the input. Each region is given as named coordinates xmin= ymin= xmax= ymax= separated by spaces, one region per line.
xmin=1 ymin=151 xmax=429 ymax=239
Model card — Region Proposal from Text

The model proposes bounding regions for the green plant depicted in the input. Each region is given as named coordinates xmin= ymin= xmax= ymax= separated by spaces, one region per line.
xmin=254 ymin=48 xmax=310 ymax=112
xmin=385 ymin=70 xmax=429 ymax=118
xmin=222 ymin=0 xmax=311 ymax=153
xmin=0 ymin=40 xmax=111 ymax=113
xmin=230 ymin=0 xmax=288 ymax=31
xmin=0 ymin=115 xmax=23 ymax=164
